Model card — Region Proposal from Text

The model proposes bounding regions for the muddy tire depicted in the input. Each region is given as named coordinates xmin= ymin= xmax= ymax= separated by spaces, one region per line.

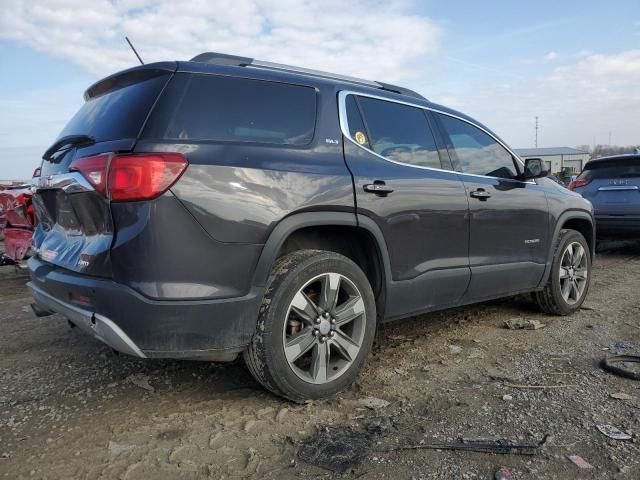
xmin=534 ymin=229 xmax=591 ymax=315
xmin=244 ymin=249 xmax=376 ymax=402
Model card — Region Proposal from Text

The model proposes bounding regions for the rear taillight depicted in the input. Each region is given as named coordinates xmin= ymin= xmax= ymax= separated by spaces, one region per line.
xmin=568 ymin=178 xmax=591 ymax=191
xmin=69 ymin=154 xmax=109 ymax=195
xmin=69 ymin=153 xmax=187 ymax=201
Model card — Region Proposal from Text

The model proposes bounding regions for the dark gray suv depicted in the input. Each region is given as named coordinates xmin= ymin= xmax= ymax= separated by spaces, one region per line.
xmin=29 ymin=53 xmax=595 ymax=401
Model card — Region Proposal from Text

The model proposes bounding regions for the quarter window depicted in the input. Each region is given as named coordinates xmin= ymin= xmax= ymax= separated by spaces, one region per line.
xmin=345 ymin=96 xmax=370 ymax=149
xmin=351 ymin=96 xmax=441 ymax=169
xmin=436 ymin=113 xmax=518 ymax=179
xmin=143 ymin=73 xmax=317 ymax=145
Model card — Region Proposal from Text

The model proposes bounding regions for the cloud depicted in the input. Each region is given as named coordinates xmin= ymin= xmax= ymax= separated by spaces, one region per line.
xmin=0 ymin=83 xmax=85 ymax=179
xmin=0 ymin=0 xmax=441 ymax=179
xmin=0 ymin=0 xmax=441 ymax=82
xmin=430 ymin=50 xmax=640 ymax=148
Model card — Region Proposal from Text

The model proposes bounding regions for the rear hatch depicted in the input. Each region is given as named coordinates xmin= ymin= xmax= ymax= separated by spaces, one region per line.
xmin=32 ymin=64 xmax=175 ymax=277
xmin=574 ymin=156 xmax=640 ymax=216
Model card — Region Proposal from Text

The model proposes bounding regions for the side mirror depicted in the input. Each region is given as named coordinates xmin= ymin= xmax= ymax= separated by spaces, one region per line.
xmin=523 ymin=158 xmax=548 ymax=180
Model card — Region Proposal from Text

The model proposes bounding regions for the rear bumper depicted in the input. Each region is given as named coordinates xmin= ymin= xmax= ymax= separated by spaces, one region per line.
xmin=28 ymin=256 xmax=263 ymax=361
xmin=595 ymin=215 xmax=640 ymax=238
xmin=30 ymin=283 xmax=147 ymax=358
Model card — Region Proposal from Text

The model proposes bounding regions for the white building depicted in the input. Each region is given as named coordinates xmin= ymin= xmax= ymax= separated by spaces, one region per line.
xmin=514 ymin=147 xmax=590 ymax=175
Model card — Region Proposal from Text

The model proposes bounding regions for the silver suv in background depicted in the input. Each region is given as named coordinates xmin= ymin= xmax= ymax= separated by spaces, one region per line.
xmin=570 ymin=154 xmax=640 ymax=239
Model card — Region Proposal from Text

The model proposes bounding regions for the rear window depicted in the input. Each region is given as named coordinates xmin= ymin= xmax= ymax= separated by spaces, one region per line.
xmin=579 ymin=157 xmax=640 ymax=180
xmin=58 ymin=72 xmax=170 ymax=142
xmin=143 ymin=73 xmax=317 ymax=146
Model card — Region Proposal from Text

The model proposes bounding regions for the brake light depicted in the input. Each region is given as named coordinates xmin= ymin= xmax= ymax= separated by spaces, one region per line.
xmin=69 ymin=154 xmax=109 ymax=195
xmin=568 ymin=178 xmax=591 ymax=191
xmin=69 ymin=153 xmax=187 ymax=201
xmin=109 ymin=153 xmax=187 ymax=201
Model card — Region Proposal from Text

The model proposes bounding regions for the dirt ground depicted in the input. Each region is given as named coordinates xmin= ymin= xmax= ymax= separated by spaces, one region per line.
xmin=1 ymin=241 xmax=640 ymax=479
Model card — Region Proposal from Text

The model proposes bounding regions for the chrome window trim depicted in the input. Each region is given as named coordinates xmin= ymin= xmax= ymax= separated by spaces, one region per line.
xmin=337 ymin=90 xmax=533 ymax=183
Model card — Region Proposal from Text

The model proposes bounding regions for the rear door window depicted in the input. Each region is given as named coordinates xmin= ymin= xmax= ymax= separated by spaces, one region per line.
xmin=435 ymin=113 xmax=518 ymax=179
xmin=351 ymin=96 xmax=441 ymax=169
xmin=143 ymin=74 xmax=317 ymax=145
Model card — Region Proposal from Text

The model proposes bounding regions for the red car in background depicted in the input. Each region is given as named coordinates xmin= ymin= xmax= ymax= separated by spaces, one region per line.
xmin=0 ymin=183 xmax=35 ymax=265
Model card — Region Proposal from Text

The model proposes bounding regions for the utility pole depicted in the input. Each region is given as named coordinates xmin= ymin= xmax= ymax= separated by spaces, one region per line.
xmin=608 ymin=131 xmax=611 ymax=146
xmin=535 ymin=116 xmax=539 ymax=148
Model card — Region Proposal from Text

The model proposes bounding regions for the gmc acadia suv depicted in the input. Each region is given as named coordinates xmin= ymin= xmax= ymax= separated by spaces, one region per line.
xmin=29 ymin=53 xmax=595 ymax=401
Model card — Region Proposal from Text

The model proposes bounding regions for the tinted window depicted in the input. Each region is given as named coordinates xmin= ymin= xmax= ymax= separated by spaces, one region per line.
xmin=144 ymin=74 xmax=316 ymax=145
xmin=436 ymin=114 xmax=517 ymax=178
xmin=345 ymin=96 xmax=370 ymax=149
xmin=355 ymin=96 xmax=441 ymax=169
xmin=578 ymin=157 xmax=640 ymax=179
xmin=58 ymin=73 xmax=170 ymax=142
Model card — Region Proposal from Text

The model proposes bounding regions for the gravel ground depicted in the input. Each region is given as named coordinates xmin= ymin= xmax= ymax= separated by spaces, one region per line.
xmin=1 ymin=241 xmax=640 ymax=479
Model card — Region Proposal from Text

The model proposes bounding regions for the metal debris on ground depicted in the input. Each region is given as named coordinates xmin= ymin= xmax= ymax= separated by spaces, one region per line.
xmin=601 ymin=355 xmax=640 ymax=380
xmin=503 ymin=319 xmax=546 ymax=330
xmin=127 ymin=373 xmax=155 ymax=392
xmin=596 ymin=424 xmax=632 ymax=441
xmin=379 ymin=436 xmax=545 ymax=456
xmin=610 ymin=342 xmax=635 ymax=350
xmin=494 ymin=466 xmax=514 ymax=480
xmin=567 ymin=454 xmax=594 ymax=469
xmin=358 ymin=396 xmax=390 ymax=409
xmin=297 ymin=426 xmax=372 ymax=473
xmin=504 ymin=383 xmax=576 ymax=389
xmin=364 ymin=416 xmax=396 ymax=436
xmin=610 ymin=392 xmax=634 ymax=400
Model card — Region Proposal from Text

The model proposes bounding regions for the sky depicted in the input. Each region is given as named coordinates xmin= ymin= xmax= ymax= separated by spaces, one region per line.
xmin=1 ymin=0 xmax=639 ymax=179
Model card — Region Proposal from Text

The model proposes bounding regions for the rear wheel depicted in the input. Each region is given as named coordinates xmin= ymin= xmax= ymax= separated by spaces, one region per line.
xmin=244 ymin=250 xmax=376 ymax=402
xmin=534 ymin=229 xmax=591 ymax=315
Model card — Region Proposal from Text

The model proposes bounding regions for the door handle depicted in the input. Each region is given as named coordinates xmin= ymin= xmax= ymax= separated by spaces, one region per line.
xmin=469 ymin=188 xmax=491 ymax=200
xmin=363 ymin=181 xmax=394 ymax=196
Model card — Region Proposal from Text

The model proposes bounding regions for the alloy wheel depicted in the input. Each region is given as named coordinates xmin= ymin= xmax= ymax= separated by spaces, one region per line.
xmin=282 ymin=272 xmax=366 ymax=384
xmin=559 ymin=241 xmax=588 ymax=304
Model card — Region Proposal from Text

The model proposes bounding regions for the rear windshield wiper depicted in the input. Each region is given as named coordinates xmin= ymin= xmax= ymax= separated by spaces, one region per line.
xmin=43 ymin=134 xmax=96 ymax=161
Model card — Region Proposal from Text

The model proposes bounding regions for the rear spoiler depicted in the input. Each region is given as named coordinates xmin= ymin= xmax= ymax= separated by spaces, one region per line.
xmin=84 ymin=62 xmax=178 ymax=100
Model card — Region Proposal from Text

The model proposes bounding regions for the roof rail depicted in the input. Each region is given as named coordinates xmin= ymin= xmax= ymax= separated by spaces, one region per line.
xmin=189 ymin=52 xmax=427 ymax=100
xmin=374 ymin=81 xmax=425 ymax=100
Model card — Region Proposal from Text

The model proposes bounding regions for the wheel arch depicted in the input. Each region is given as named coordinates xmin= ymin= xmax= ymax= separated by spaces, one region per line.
xmin=537 ymin=209 xmax=595 ymax=288
xmin=251 ymin=212 xmax=392 ymax=316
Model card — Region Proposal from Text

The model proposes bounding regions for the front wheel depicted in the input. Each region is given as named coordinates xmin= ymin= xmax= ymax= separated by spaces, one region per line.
xmin=534 ymin=229 xmax=591 ymax=315
xmin=244 ymin=250 xmax=376 ymax=402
